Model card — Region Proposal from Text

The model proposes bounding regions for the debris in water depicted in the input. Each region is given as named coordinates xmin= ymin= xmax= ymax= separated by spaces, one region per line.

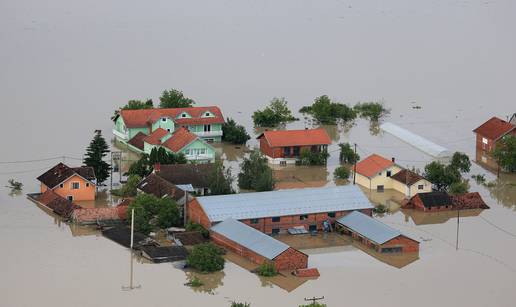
xmin=7 ymin=179 xmax=23 ymax=191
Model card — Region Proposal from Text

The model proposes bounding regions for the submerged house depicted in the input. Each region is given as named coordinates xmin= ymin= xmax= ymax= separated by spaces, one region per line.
xmin=257 ymin=128 xmax=331 ymax=165
xmin=473 ymin=116 xmax=515 ymax=154
xmin=113 ymin=106 xmax=225 ymax=143
xmin=211 ymin=218 xmax=308 ymax=271
xmin=336 ymin=211 xmax=419 ymax=253
xmin=154 ymin=163 xmax=215 ymax=196
xmin=403 ymin=191 xmax=489 ymax=212
xmin=188 ymin=185 xmax=374 ymax=234
xmin=352 ymin=154 xmax=432 ymax=196
xmin=37 ymin=163 xmax=96 ymax=201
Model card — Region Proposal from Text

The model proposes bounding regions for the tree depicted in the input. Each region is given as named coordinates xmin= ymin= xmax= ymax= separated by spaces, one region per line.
xmin=208 ymin=161 xmax=235 ymax=195
xmin=353 ymin=102 xmax=389 ymax=121
xmin=127 ymin=194 xmax=155 ymax=234
xmin=222 ymin=118 xmax=251 ymax=144
xmin=299 ymin=95 xmax=356 ymax=124
xmin=127 ymin=147 xmax=187 ymax=178
xmin=157 ymin=197 xmax=181 ymax=229
xmin=159 ymin=88 xmax=195 ymax=108
xmin=186 ymin=243 xmax=225 ymax=272
xmin=424 ymin=152 xmax=471 ymax=192
xmin=83 ymin=130 xmax=111 ymax=184
xmin=449 ymin=180 xmax=470 ymax=195
xmin=334 ymin=166 xmax=350 ymax=180
xmin=450 ymin=152 xmax=471 ymax=173
xmin=252 ymin=97 xmax=298 ymax=127
xmin=300 ymin=148 xmax=329 ymax=166
xmin=492 ymin=135 xmax=516 ymax=172
xmin=128 ymin=193 xmax=180 ymax=234
xmin=238 ymin=151 xmax=275 ymax=191
xmin=111 ymin=174 xmax=141 ymax=197
xmin=230 ymin=302 xmax=250 ymax=307
xmin=111 ymin=99 xmax=153 ymax=121
xmin=257 ymin=262 xmax=277 ymax=277
xmin=338 ymin=143 xmax=360 ymax=164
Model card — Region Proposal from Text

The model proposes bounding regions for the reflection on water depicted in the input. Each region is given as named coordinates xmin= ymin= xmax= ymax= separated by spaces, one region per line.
xmin=353 ymin=242 xmax=420 ymax=269
xmin=486 ymin=174 xmax=516 ymax=209
xmin=184 ymin=270 xmax=225 ymax=295
xmin=273 ymin=165 xmax=329 ymax=189
xmin=401 ymin=208 xmax=484 ymax=226
xmin=359 ymin=187 xmax=405 ymax=211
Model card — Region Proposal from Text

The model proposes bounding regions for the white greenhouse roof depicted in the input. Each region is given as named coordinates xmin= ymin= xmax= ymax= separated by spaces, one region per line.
xmin=196 ymin=185 xmax=373 ymax=222
xmin=211 ymin=218 xmax=290 ymax=260
xmin=380 ymin=122 xmax=452 ymax=158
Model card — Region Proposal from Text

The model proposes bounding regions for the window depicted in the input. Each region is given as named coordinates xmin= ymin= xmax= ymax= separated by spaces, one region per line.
xmin=205 ymin=112 xmax=211 ymax=117
xmin=272 ymin=216 xmax=281 ymax=222
xmin=181 ymin=113 xmax=187 ymax=118
xmin=376 ymin=185 xmax=384 ymax=192
xmin=482 ymin=137 xmax=488 ymax=145
xmin=386 ymin=170 xmax=392 ymax=177
xmin=71 ymin=182 xmax=80 ymax=189
xmin=66 ymin=195 xmax=73 ymax=201
xmin=59 ymin=183 xmax=64 ymax=188
xmin=250 ymin=218 xmax=259 ymax=224
xmin=161 ymin=117 xmax=166 ymax=122
xmin=327 ymin=212 xmax=336 ymax=218
xmin=283 ymin=147 xmax=291 ymax=156
xmin=167 ymin=128 xmax=171 ymax=132
xmin=299 ymin=214 xmax=308 ymax=220
xmin=204 ymin=125 xmax=211 ymax=132
xmin=280 ymin=160 xmax=287 ymax=166
xmin=308 ymin=225 xmax=317 ymax=232
xmin=293 ymin=146 xmax=300 ymax=156
xmin=418 ymin=184 xmax=424 ymax=190
xmin=86 ymin=183 xmax=90 ymax=187
xmin=378 ymin=172 xmax=382 ymax=176
xmin=271 ymin=228 xmax=280 ymax=235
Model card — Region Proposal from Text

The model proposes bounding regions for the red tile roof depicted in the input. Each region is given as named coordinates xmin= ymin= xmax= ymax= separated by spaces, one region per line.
xmin=355 ymin=154 xmax=394 ymax=178
xmin=127 ymin=132 xmax=147 ymax=150
xmin=257 ymin=128 xmax=332 ymax=147
xmin=473 ymin=117 xmax=515 ymax=141
xmin=120 ymin=107 xmax=225 ymax=128
xmin=390 ymin=169 xmax=426 ymax=186
xmin=143 ymin=128 xmax=169 ymax=145
xmin=162 ymin=127 xmax=199 ymax=152
xmin=450 ymin=192 xmax=490 ymax=209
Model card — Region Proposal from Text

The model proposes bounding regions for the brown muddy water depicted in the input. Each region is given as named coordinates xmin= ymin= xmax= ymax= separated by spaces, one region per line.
xmin=1 ymin=0 xmax=516 ymax=306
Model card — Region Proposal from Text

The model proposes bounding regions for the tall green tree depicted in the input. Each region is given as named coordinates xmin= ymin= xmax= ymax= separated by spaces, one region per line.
xmin=353 ymin=102 xmax=389 ymax=121
xmin=299 ymin=95 xmax=356 ymax=124
xmin=186 ymin=243 xmax=225 ymax=272
xmin=338 ymin=142 xmax=360 ymax=164
xmin=222 ymin=118 xmax=251 ymax=144
xmin=83 ymin=130 xmax=111 ymax=184
xmin=424 ymin=152 xmax=471 ymax=192
xmin=127 ymin=147 xmax=187 ymax=178
xmin=128 ymin=193 xmax=180 ymax=234
xmin=238 ymin=151 xmax=275 ymax=191
xmin=159 ymin=89 xmax=195 ymax=108
xmin=252 ymin=97 xmax=298 ymax=127
xmin=208 ymin=161 xmax=235 ymax=195
xmin=492 ymin=135 xmax=516 ymax=172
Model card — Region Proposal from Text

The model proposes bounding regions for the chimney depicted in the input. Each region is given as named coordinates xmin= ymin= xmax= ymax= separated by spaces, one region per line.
xmin=391 ymin=157 xmax=395 ymax=163
xmin=154 ymin=163 xmax=161 ymax=173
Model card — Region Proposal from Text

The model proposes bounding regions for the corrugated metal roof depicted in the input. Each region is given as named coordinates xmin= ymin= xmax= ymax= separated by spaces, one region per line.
xmin=211 ymin=218 xmax=289 ymax=260
xmin=380 ymin=122 xmax=452 ymax=158
xmin=196 ymin=185 xmax=373 ymax=222
xmin=336 ymin=211 xmax=403 ymax=244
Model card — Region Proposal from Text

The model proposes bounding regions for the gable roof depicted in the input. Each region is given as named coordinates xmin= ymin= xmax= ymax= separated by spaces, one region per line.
xmin=195 ymin=185 xmax=373 ymax=222
xmin=127 ymin=132 xmax=147 ymax=150
xmin=390 ymin=169 xmax=427 ymax=186
xmin=415 ymin=191 xmax=452 ymax=208
xmin=473 ymin=117 xmax=515 ymax=141
xmin=162 ymin=127 xmax=199 ymax=152
xmin=137 ymin=173 xmax=185 ymax=201
xmin=119 ymin=106 xmax=224 ymax=128
xmin=354 ymin=154 xmax=394 ymax=178
xmin=38 ymin=190 xmax=80 ymax=218
xmin=257 ymin=128 xmax=332 ymax=147
xmin=156 ymin=163 xmax=215 ymax=188
xmin=211 ymin=218 xmax=290 ymax=260
xmin=37 ymin=163 xmax=96 ymax=189
xmin=143 ymin=128 xmax=169 ymax=145
xmin=450 ymin=192 xmax=490 ymax=209
xmin=336 ymin=211 xmax=410 ymax=245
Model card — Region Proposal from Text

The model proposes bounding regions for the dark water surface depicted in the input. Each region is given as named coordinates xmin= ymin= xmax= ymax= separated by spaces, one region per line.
xmin=1 ymin=0 xmax=515 ymax=306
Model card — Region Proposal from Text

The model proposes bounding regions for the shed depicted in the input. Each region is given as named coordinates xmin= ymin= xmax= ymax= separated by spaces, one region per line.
xmin=140 ymin=246 xmax=188 ymax=263
xmin=336 ymin=211 xmax=419 ymax=253
xmin=210 ymin=218 xmax=308 ymax=271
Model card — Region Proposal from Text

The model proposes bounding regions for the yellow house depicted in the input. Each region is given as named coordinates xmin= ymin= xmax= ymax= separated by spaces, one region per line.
xmin=352 ymin=154 xmax=432 ymax=197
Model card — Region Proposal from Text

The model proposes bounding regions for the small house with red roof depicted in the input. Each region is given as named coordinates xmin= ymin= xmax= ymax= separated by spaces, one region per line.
xmin=352 ymin=154 xmax=432 ymax=196
xmin=473 ymin=116 xmax=515 ymax=153
xmin=143 ymin=127 xmax=215 ymax=163
xmin=113 ymin=106 xmax=225 ymax=144
xmin=257 ymin=128 xmax=331 ymax=165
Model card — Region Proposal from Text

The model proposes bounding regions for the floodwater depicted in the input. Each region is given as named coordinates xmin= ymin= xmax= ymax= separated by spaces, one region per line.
xmin=1 ymin=0 xmax=516 ymax=306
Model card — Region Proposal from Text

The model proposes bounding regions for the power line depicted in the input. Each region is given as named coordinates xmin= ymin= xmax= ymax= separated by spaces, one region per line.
xmin=0 ymin=155 xmax=82 ymax=164
xmin=479 ymin=215 xmax=516 ymax=238
xmin=0 ymin=166 xmax=56 ymax=175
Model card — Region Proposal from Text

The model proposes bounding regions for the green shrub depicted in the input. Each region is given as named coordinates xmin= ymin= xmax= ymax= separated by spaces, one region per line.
xmin=333 ymin=166 xmax=350 ymax=180
xmin=299 ymin=303 xmax=326 ymax=307
xmin=373 ymin=204 xmax=388 ymax=214
xmin=257 ymin=262 xmax=277 ymax=277
xmin=448 ymin=180 xmax=470 ymax=195
xmin=185 ymin=276 xmax=203 ymax=288
xmin=186 ymin=243 xmax=225 ymax=273
xmin=300 ymin=148 xmax=329 ymax=166
xmin=471 ymin=174 xmax=486 ymax=185
xmin=353 ymin=102 xmax=389 ymax=121
xmin=111 ymin=174 xmax=141 ymax=197
xmin=222 ymin=118 xmax=251 ymax=145
xmin=300 ymin=95 xmax=356 ymax=124
xmin=252 ymin=97 xmax=298 ymax=127
xmin=185 ymin=222 xmax=210 ymax=238
xmin=338 ymin=143 xmax=360 ymax=164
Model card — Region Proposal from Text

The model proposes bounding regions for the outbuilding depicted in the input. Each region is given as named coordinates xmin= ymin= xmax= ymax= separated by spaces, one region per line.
xmin=210 ymin=218 xmax=308 ymax=271
xmin=336 ymin=211 xmax=419 ymax=253
xmin=188 ymin=185 xmax=374 ymax=234
xmin=403 ymin=191 xmax=489 ymax=211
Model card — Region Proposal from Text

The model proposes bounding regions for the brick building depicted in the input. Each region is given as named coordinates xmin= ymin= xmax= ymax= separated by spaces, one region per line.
xmin=336 ymin=211 xmax=419 ymax=253
xmin=257 ymin=128 xmax=331 ymax=165
xmin=473 ymin=116 xmax=516 ymax=171
xmin=210 ymin=218 xmax=308 ymax=271
xmin=403 ymin=191 xmax=489 ymax=212
xmin=188 ymin=185 xmax=374 ymax=234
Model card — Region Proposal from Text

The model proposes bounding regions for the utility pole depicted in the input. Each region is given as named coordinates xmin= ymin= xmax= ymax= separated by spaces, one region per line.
xmin=353 ymin=143 xmax=357 ymax=185
xmin=456 ymin=208 xmax=460 ymax=250
xmin=122 ymin=209 xmax=141 ymax=291
xmin=183 ymin=190 xmax=188 ymax=226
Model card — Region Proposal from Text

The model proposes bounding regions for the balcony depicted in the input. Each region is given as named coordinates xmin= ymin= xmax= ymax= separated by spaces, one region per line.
xmin=112 ymin=128 xmax=128 ymax=141
xmin=193 ymin=130 xmax=223 ymax=138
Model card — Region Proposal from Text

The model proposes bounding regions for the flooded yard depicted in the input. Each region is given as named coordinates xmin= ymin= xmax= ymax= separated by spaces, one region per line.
xmin=1 ymin=0 xmax=516 ymax=306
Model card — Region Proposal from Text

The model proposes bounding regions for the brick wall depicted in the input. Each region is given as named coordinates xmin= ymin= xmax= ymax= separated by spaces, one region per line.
xmin=410 ymin=195 xmax=454 ymax=212
xmin=382 ymin=236 xmax=420 ymax=253
xmin=187 ymin=198 xmax=212 ymax=229
xmin=273 ymin=247 xmax=308 ymax=270
xmin=476 ymin=133 xmax=495 ymax=153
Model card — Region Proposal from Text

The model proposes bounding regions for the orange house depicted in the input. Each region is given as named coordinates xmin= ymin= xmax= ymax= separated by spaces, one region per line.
xmin=37 ymin=163 xmax=96 ymax=201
